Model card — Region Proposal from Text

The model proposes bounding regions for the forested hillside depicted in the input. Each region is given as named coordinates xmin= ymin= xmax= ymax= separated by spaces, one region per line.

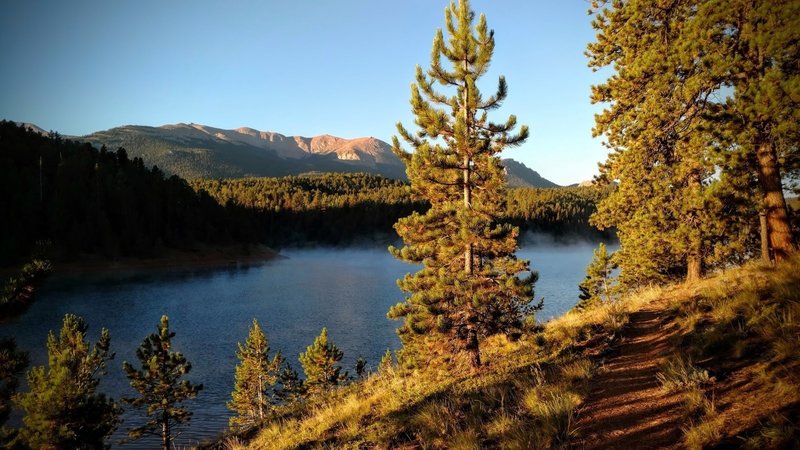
xmin=81 ymin=123 xmax=408 ymax=180
xmin=190 ymin=175 xmax=613 ymax=246
xmin=0 ymin=121 xmax=263 ymax=265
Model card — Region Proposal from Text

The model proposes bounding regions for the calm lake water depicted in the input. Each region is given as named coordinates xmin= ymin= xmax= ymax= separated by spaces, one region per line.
xmin=0 ymin=241 xmax=607 ymax=448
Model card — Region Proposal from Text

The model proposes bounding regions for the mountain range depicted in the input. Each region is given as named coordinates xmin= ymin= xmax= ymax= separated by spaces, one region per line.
xmin=19 ymin=122 xmax=560 ymax=187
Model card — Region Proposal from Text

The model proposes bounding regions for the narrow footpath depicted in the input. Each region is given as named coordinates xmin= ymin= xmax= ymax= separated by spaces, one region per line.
xmin=572 ymin=308 xmax=686 ymax=449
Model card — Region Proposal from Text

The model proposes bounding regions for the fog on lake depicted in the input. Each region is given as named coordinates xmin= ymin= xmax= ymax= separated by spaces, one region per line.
xmin=0 ymin=241 xmax=608 ymax=448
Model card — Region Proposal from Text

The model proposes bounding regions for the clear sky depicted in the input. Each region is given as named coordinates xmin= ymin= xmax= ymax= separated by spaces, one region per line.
xmin=0 ymin=0 xmax=608 ymax=185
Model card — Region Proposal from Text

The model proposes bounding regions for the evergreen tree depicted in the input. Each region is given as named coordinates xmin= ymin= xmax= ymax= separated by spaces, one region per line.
xmin=691 ymin=0 xmax=799 ymax=262
xmin=16 ymin=314 xmax=121 ymax=450
xmin=228 ymin=319 xmax=283 ymax=431
xmin=275 ymin=362 xmax=305 ymax=404
xmin=298 ymin=328 xmax=345 ymax=395
xmin=587 ymin=0 xmax=742 ymax=287
xmin=0 ymin=338 xmax=28 ymax=446
xmin=577 ymin=243 xmax=618 ymax=309
xmin=389 ymin=0 xmax=535 ymax=369
xmin=122 ymin=315 xmax=202 ymax=450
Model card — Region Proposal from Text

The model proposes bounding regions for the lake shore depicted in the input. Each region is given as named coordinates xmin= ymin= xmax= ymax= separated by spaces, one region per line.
xmin=44 ymin=243 xmax=281 ymax=277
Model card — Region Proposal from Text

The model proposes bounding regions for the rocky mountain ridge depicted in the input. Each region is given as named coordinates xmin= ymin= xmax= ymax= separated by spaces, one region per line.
xmin=16 ymin=121 xmax=560 ymax=187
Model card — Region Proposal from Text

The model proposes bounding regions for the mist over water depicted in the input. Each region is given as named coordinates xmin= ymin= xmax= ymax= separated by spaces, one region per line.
xmin=0 ymin=242 xmax=611 ymax=448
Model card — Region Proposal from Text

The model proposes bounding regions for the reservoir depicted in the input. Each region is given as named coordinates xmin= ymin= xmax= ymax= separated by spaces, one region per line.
xmin=1 ymin=241 xmax=606 ymax=448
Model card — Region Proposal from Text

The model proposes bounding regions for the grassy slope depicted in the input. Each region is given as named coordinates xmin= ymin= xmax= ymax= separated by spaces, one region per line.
xmin=221 ymin=257 xmax=799 ymax=450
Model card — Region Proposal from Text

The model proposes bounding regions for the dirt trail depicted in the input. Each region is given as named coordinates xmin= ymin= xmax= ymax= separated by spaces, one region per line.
xmin=572 ymin=308 xmax=685 ymax=449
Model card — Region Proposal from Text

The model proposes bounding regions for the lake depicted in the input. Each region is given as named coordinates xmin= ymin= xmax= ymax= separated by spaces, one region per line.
xmin=0 ymin=240 xmax=607 ymax=448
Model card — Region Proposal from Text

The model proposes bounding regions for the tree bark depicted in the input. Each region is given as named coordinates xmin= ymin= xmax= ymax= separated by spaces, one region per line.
xmin=686 ymin=255 xmax=702 ymax=283
xmin=759 ymin=211 xmax=771 ymax=263
xmin=756 ymin=141 xmax=796 ymax=262
xmin=686 ymin=172 xmax=703 ymax=283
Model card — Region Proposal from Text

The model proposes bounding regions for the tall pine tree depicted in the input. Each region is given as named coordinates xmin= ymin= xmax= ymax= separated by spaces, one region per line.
xmin=16 ymin=314 xmax=121 ymax=450
xmin=122 ymin=315 xmax=202 ymax=450
xmin=587 ymin=0 xmax=741 ymax=287
xmin=389 ymin=0 xmax=535 ymax=368
xmin=228 ymin=319 xmax=283 ymax=431
xmin=692 ymin=0 xmax=799 ymax=262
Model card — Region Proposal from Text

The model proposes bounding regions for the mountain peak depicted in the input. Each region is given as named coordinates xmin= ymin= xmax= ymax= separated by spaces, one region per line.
xmin=501 ymin=159 xmax=560 ymax=188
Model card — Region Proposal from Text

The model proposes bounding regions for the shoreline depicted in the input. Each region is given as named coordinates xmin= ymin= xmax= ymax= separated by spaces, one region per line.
xmin=43 ymin=244 xmax=282 ymax=277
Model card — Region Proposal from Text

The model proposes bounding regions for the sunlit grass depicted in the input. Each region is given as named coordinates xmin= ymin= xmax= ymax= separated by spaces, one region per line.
xmin=236 ymin=256 xmax=800 ymax=449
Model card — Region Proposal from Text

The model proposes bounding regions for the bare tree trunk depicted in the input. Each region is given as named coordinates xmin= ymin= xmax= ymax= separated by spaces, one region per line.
xmin=760 ymin=211 xmax=771 ymax=263
xmin=756 ymin=141 xmax=796 ymax=262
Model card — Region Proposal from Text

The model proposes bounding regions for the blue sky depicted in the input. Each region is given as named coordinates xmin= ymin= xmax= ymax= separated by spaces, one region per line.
xmin=0 ymin=1 xmax=608 ymax=185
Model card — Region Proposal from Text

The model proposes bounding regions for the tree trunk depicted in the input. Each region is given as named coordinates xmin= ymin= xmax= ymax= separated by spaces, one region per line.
xmin=258 ymin=374 xmax=264 ymax=421
xmin=466 ymin=327 xmax=481 ymax=368
xmin=760 ymin=211 xmax=771 ymax=263
xmin=756 ymin=141 xmax=796 ymax=262
xmin=463 ymin=156 xmax=472 ymax=274
xmin=686 ymin=255 xmax=702 ymax=283
xmin=686 ymin=172 xmax=703 ymax=283
xmin=161 ymin=412 xmax=170 ymax=450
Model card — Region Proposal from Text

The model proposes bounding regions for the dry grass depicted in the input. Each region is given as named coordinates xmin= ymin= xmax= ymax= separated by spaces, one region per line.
xmin=665 ymin=256 xmax=800 ymax=448
xmin=232 ymin=256 xmax=799 ymax=449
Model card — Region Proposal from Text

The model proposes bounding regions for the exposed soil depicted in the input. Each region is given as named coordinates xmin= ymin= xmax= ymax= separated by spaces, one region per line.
xmin=572 ymin=308 xmax=686 ymax=449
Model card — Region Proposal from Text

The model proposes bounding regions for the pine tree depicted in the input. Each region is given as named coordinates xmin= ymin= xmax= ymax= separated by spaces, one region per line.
xmin=122 ymin=315 xmax=202 ymax=450
xmin=0 ymin=338 xmax=27 ymax=446
xmin=577 ymin=243 xmax=618 ymax=309
xmin=298 ymin=328 xmax=345 ymax=395
xmin=587 ymin=0 xmax=739 ymax=287
xmin=389 ymin=0 xmax=535 ymax=369
xmin=16 ymin=314 xmax=121 ymax=450
xmin=275 ymin=362 xmax=305 ymax=404
xmin=691 ymin=0 xmax=799 ymax=262
xmin=228 ymin=319 xmax=283 ymax=431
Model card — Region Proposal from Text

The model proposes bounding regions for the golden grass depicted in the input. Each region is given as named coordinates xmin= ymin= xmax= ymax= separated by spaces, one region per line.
xmin=236 ymin=256 xmax=800 ymax=449
xmin=239 ymin=287 xmax=654 ymax=450
xmin=666 ymin=255 xmax=800 ymax=448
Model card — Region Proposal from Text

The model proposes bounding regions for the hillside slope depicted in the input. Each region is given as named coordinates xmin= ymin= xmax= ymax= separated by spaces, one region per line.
xmin=502 ymin=158 xmax=560 ymax=188
xmin=212 ymin=257 xmax=799 ymax=450
xmin=80 ymin=123 xmax=408 ymax=180
xmin=17 ymin=122 xmax=561 ymax=186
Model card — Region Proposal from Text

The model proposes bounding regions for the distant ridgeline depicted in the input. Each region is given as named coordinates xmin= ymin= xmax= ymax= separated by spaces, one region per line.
xmin=1 ymin=121 xmax=611 ymax=264
xmin=0 ymin=121 xmax=263 ymax=265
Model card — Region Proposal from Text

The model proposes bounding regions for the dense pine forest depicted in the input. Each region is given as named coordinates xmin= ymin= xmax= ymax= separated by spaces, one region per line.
xmin=190 ymin=175 xmax=613 ymax=246
xmin=0 ymin=121 xmax=263 ymax=265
